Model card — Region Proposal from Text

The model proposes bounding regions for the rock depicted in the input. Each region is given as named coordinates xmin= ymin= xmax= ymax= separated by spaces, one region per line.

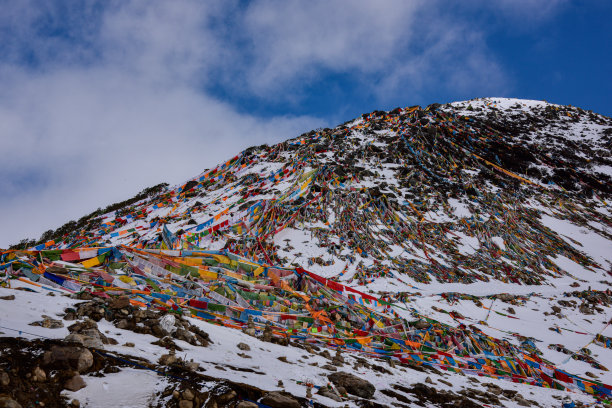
xmin=43 ymin=346 xmax=93 ymax=373
xmin=262 ymin=323 xmax=273 ymax=342
xmin=182 ymin=389 xmax=195 ymax=401
xmin=484 ymin=383 xmax=502 ymax=395
xmin=242 ymin=316 xmax=256 ymax=337
xmin=438 ymin=379 xmax=453 ymax=387
xmin=64 ymin=331 xmax=104 ymax=349
xmin=425 ymin=376 xmax=434 ymax=384
xmin=236 ymin=402 xmax=258 ymax=408
xmin=109 ymin=296 xmax=130 ymax=309
xmin=414 ymin=320 xmax=429 ymax=329
xmin=579 ymin=303 xmax=592 ymax=314
xmin=32 ymin=366 xmax=46 ymax=382
xmin=175 ymin=328 xmax=196 ymax=344
xmin=30 ymin=315 xmax=64 ymax=329
xmin=507 ymin=307 xmax=516 ymax=315
xmin=159 ymin=353 xmax=178 ymax=366
xmin=328 ymin=371 xmax=376 ymax=399
xmin=317 ymin=387 xmax=342 ymax=402
xmin=67 ymin=319 xmax=98 ymax=333
xmin=551 ymin=305 xmax=561 ymax=314
xmin=123 ymin=342 xmax=135 ymax=347
xmin=217 ymin=390 xmax=236 ymax=403
xmin=178 ymin=400 xmax=193 ymax=408
xmin=514 ymin=394 xmax=531 ymax=406
xmin=64 ymin=374 xmax=87 ymax=392
xmin=497 ymin=293 xmax=514 ymax=302
xmin=185 ymin=361 xmax=200 ymax=372
xmin=70 ymin=400 xmax=80 ymax=408
xmin=76 ymin=291 xmax=93 ymax=300
xmin=237 ymin=342 xmax=251 ymax=351
xmin=321 ymin=364 xmax=337 ymax=371
xmin=66 ymin=319 xmax=109 ymax=348
xmin=0 ymin=295 xmax=15 ymax=301
xmin=260 ymin=392 xmax=301 ymax=408
xmin=0 ymin=396 xmax=22 ymax=408
xmin=0 ymin=370 xmax=9 ymax=386
xmin=116 ymin=319 xmax=129 ymax=329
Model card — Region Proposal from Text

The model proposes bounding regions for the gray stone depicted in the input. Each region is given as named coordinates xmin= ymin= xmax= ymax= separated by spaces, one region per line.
xmin=0 ymin=370 xmax=9 ymax=386
xmin=328 ymin=371 xmax=375 ymax=399
xmin=32 ymin=366 xmax=46 ymax=382
xmin=64 ymin=374 xmax=87 ymax=392
xmin=29 ymin=316 xmax=64 ymax=329
xmin=43 ymin=346 xmax=93 ymax=373
xmin=317 ymin=387 xmax=342 ymax=402
xmin=260 ymin=392 xmax=300 ymax=408
xmin=236 ymin=402 xmax=258 ymax=408
xmin=182 ymin=389 xmax=194 ymax=401
xmin=109 ymin=296 xmax=130 ymax=309
xmin=159 ymin=353 xmax=178 ymax=366
xmin=0 ymin=396 xmax=22 ymax=408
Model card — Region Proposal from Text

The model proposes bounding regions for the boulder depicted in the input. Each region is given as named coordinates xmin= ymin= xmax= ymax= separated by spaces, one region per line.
xmin=64 ymin=374 xmax=87 ymax=392
xmin=260 ymin=392 xmax=301 ymax=408
xmin=67 ymin=332 xmax=104 ymax=349
xmin=328 ymin=371 xmax=376 ymax=399
xmin=236 ymin=402 xmax=258 ymax=408
xmin=159 ymin=353 xmax=178 ymax=366
xmin=237 ymin=342 xmax=251 ymax=351
xmin=109 ymin=296 xmax=130 ymax=310
xmin=0 ymin=396 xmax=22 ymax=408
xmin=0 ymin=370 xmax=9 ymax=387
xmin=29 ymin=315 xmax=64 ymax=329
xmin=182 ymin=389 xmax=195 ymax=401
xmin=42 ymin=346 xmax=93 ymax=373
xmin=317 ymin=387 xmax=342 ymax=402
xmin=32 ymin=366 xmax=46 ymax=382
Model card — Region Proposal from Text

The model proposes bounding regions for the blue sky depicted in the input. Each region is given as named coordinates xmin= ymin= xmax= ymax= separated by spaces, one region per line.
xmin=0 ymin=0 xmax=610 ymax=246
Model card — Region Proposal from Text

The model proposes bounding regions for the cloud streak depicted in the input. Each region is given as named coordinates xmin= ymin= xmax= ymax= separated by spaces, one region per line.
xmin=0 ymin=0 xmax=568 ymax=246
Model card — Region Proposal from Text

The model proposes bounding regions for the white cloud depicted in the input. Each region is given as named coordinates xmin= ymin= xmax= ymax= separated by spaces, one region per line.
xmin=236 ymin=0 xmax=424 ymax=96
xmin=0 ymin=66 xmax=322 ymax=246
xmin=0 ymin=0 xmax=517 ymax=247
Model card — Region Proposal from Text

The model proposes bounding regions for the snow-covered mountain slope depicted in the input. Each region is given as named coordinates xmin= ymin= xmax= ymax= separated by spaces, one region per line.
xmin=1 ymin=97 xmax=611 ymax=408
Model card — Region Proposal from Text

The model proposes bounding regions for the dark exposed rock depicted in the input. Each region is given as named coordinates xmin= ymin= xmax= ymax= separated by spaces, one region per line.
xmin=260 ymin=391 xmax=301 ymax=408
xmin=64 ymin=374 xmax=86 ymax=392
xmin=328 ymin=371 xmax=375 ymax=399
xmin=42 ymin=345 xmax=93 ymax=373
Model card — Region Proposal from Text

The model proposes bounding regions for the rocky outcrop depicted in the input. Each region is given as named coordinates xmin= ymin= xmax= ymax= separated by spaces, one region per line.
xmin=328 ymin=371 xmax=375 ymax=399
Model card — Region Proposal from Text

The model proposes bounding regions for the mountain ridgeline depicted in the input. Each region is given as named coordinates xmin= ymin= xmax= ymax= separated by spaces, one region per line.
xmin=13 ymin=98 xmax=612 ymax=288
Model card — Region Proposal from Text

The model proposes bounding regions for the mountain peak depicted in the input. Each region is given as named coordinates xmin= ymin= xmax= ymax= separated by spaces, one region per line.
xmin=2 ymin=98 xmax=611 ymax=406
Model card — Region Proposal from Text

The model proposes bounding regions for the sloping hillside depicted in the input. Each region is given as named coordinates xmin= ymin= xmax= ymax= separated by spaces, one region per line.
xmin=1 ymin=98 xmax=611 ymax=407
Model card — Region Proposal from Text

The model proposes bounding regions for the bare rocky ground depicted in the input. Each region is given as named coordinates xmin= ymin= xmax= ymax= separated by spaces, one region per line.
xmin=1 ymin=292 xmax=588 ymax=408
